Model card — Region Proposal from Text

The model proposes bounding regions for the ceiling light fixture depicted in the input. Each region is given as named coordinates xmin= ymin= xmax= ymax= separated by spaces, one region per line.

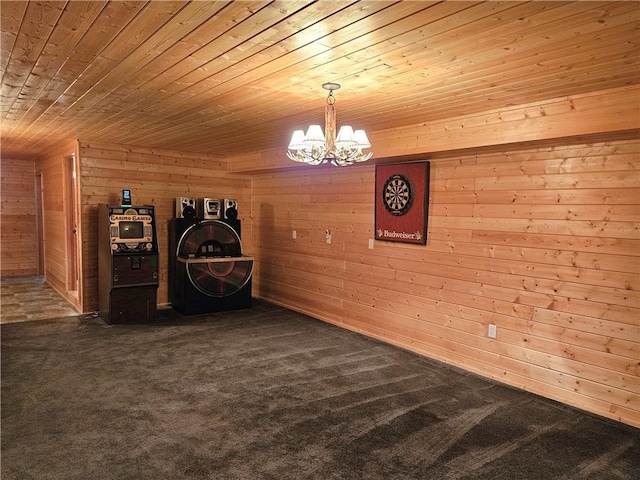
xmin=287 ymin=83 xmax=372 ymax=167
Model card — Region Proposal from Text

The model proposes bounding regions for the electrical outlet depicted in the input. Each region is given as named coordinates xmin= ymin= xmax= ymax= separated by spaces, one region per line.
xmin=292 ymin=230 xmax=297 ymax=239
xmin=368 ymin=239 xmax=374 ymax=249
xmin=488 ymin=324 xmax=497 ymax=339
xmin=325 ymin=229 xmax=331 ymax=244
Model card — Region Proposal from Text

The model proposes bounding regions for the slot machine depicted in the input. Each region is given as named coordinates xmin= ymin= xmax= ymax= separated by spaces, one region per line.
xmin=98 ymin=203 xmax=159 ymax=324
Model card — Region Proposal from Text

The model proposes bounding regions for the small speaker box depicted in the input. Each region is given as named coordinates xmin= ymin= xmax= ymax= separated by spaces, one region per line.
xmin=176 ymin=197 xmax=197 ymax=219
xmin=203 ymin=198 xmax=222 ymax=219
xmin=223 ymin=199 xmax=238 ymax=220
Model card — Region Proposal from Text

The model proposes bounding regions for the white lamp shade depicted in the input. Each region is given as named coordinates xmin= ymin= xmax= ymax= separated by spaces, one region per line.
xmin=335 ymin=125 xmax=356 ymax=148
xmin=304 ymin=125 xmax=325 ymax=148
xmin=353 ymin=129 xmax=371 ymax=148
xmin=288 ymin=130 xmax=306 ymax=150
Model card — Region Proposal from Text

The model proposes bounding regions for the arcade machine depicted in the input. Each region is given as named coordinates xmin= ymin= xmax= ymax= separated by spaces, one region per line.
xmin=98 ymin=190 xmax=159 ymax=324
xmin=169 ymin=196 xmax=253 ymax=315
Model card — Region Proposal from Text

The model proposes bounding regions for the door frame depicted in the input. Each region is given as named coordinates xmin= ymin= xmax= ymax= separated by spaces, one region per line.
xmin=64 ymin=152 xmax=80 ymax=299
xmin=35 ymin=172 xmax=45 ymax=276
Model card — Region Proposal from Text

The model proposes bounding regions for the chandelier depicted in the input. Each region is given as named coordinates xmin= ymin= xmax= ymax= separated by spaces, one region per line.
xmin=287 ymin=83 xmax=373 ymax=167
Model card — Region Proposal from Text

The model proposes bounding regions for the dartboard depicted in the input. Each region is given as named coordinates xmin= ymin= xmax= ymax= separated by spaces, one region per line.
xmin=383 ymin=174 xmax=413 ymax=216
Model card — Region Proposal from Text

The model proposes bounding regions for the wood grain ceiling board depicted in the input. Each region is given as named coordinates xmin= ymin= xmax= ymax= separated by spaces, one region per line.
xmin=0 ymin=1 xmax=28 ymax=74
xmin=3 ymin=2 xmax=109 ymax=126
xmin=21 ymin=2 xmax=222 ymax=141
xmin=105 ymin=2 xmax=431 ymax=149
xmin=77 ymin=1 xmax=344 ymax=143
xmin=110 ymin=1 xmax=518 ymax=151
xmin=1 ymin=1 xmax=65 ymax=117
xmin=0 ymin=0 xmax=638 ymax=160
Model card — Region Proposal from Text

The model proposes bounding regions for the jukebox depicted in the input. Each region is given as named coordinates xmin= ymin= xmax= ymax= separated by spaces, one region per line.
xmin=169 ymin=196 xmax=253 ymax=315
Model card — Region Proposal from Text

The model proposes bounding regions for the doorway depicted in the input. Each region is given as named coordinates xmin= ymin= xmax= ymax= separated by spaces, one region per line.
xmin=33 ymin=151 xmax=82 ymax=313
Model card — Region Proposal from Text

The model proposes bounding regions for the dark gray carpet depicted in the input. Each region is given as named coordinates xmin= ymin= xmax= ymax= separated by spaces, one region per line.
xmin=2 ymin=300 xmax=638 ymax=480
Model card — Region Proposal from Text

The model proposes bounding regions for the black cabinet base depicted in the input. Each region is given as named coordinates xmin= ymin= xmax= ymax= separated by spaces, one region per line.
xmin=100 ymin=286 xmax=158 ymax=324
xmin=171 ymin=282 xmax=252 ymax=316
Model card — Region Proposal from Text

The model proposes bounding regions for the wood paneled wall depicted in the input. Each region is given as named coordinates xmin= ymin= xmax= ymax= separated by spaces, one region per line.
xmin=250 ymin=138 xmax=640 ymax=427
xmin=0 ymin=157 xmax=37 ymax=276
xmin=78 ymin=141 xmax=252 ymax=312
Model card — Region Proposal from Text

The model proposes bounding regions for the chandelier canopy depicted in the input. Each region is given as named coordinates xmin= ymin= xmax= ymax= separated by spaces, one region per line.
xmin=287 ymin=83 xmax=372 ymax=167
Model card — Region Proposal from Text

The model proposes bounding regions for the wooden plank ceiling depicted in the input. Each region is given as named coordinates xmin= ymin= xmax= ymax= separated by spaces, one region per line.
xmin=1 ymin=1 xmax=638 ymax=160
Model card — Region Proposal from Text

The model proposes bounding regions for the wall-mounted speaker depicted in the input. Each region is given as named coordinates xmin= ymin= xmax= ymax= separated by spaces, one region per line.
xmin=223 ymin=199 xmax=238 ymax=220
xmin=203 ymin=198 xmax=222 ymax=219
xmin=176 ymin=197 xmax=197 ymax=219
